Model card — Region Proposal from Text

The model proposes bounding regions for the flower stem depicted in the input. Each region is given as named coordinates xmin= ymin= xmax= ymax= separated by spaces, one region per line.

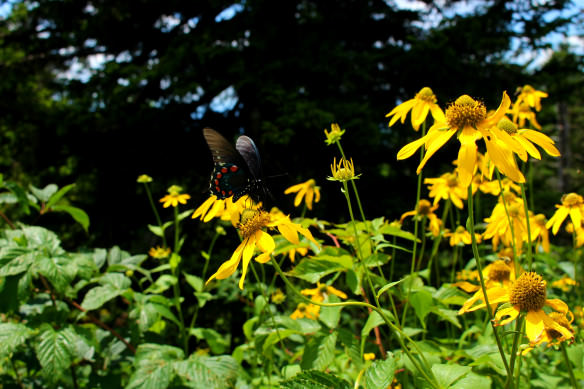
xmin=142 ymin=182 xmax=167 ymax=247
xmin=467 ymin=185 xmax=511 ymax=377
xmin=561 ymin=342 xmax=579 ymax=389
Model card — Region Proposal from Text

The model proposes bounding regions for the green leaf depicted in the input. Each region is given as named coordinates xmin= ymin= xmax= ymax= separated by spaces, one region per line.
xmin=431 ymin=307 xmax=461 ymax=328
xmin=0 ymin=249 xmax=35 ymax=277
xmin=191 ymin=328 xmax=230 ymax=354
xmin=126 ymin=343 xmax=184 ymax=389
xmin=51 ymin=205 xmax=90 ymax=232
xmin=410 ymin=289 xmax=434 ymax=326
xmin=364 ymin=252 xmax=391 ymax=267
xmin=262 ymin=329 xmax=299 ymax=354
xmin=288 ymin=259 xmax=348 ymax=283
xmin=148 ymin=224 xmax=165 ymax=238
xmin=301 ymin=332 xmax=337 ymax=371
xmin=319 ymin=295 xmax=342 ymax=329
xmin=5 ymin=181 xmax=31 ymax=214
xmin=29 ymin=183 xmax=58 ymax=202
xmin=280 ymin=370 xmax=351 ymax=389
xmin=174 ymin=354 xmax=238 ymax=389
xmin=35 ymin=325 xmax=76 ymax=382
xmin=145 ymin=274 xmax=177 ymax=294
xmin=451 ymin=372 xmax=492 ymax=389
xmin=337 ymin=328 xmax=363 ymax=370
xmin=364 ymin=352 xmax=396 ymax=389
xmin=431 ymin=363 xmax=472 ymax=388
xmin=184 ymin=273 xmax=204 ymax=292
xmin=81 ymin=285 xmax=126 ymax=311
xmin=0 ymin=322 xmax=33 ymax=355
xmin=362 ymin=309 xmax=394 ymax=338
xmin=45 ymin=183 xmax=76 ymax=209
xmin=36 ymin=255 xmax=76 ymax=293
xmin=376 ymin=278 xmax=406 ymax=299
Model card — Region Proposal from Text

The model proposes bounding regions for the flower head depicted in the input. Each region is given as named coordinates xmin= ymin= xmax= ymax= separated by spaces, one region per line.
xmin=363 ymin=353 xmax=376 ymax=361
xmin=483 ymin=192 xmax=531 ymax=252
xmin=149 ymin=246 xmax=171 ymax=259
xmin=546 ymin=193 xmax=584 ymax=235
xmin=511 ymin=101 xmax=542 ymax=130
xmin=424 ymin=170 xmax=467 ymax=209
xmin=324 ymin=123 xmax=346 ymax=145
xmin=445 ymin=225 xmax=476 ymax=246
xmin=551 ymin=276 xmax=578 ymax=292
xmin=301 ymin=282 xmax=348 ymax=302
xmin=515 ymin=85 xmax=548 ymax=112
xmin=386 ymin=86 xmax=443 ymax=131
xmin=192 ymin=195 xmax=252 ymax=224
xmin=271 ymin=288 xmax=286 ymax=304
xmin=137 ymin=174 xmax=153 ymax=183
xmin=160 ymin=185 xmax=191 ymax=208
xmin=397 ymin=91 xmax=524 ymax=187
xmin=284 ymin=179 xmax=321 ymax=210
xmin=290 ymin=302 xmax=320 ymax=320
xmin=400 ymin=199 xmax=442 ymax=237
xmin=206 ymin=208 xmax=319 ymax=289
xmin=328 ymin=157 xmax=360 ymax=182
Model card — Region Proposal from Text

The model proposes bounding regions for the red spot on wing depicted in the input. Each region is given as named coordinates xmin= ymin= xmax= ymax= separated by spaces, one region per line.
xmin=221 ymin=167 xmax=228 ymax=173
xmin=214 ymin=179 xmax=219 ymax=185
xmin=216 ymin=172 xmax=222 ymax=179
xmin=230 ymin=165 xmax=239 ymax=172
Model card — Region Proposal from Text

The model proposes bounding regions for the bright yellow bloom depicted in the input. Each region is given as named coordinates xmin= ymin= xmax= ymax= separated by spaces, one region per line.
xmin=397 ymin=92 xmax=524 ymax=187
xmin=386 ymin=87 xmax=443 ymax=131
xmin=284 ymin=179 xmax=321 ymax=210
xmin=149 ymin=246 xmax=171 ymax=258
xmin=546 ymin=193 xmax=584 ymax=235
xmin=515 ymin=84 xmax=548 ymax=112
xmin=137 ymin=174 xmax=153 ymax=183
xmin=192 ymin=194 xmax=251 ymax=224
xmin=301 ymin=282 xmax=348 ymax=302
xmin=363 ymin=353 xmax=376 ymax=361
xmin=522 ymin=311 xmax=574 ymax=354
xmin=328 ymin=157 xmax=360 ymax=182
xmin=551 ymin=276 xmax=578 ymax=292
xmin=324 ymin=123 xmax=346 ymax=145
xmin=160 ymin=185 xmax=191 ymax=208
xmin=492 ymin=272 xmax=573 ymax=345
xmin=489 ymin=117 xmax=560 ymax=162
xmin=565 ymin=222 xmax=584 ymax=247
xmin=531 ymin=214 xmax=550 ymax=253
xmin=455 ymin=259 xmax=516 ymax=302
xmin=483 ymin=192 xmax=531 ymax=252
xmin=271 ymin=288 xmax=286 ymax=304
xmin=290 ymin=301 xmax=320 ymax=320
xmin=424 ymin=170 xmax=467 ymax=209
xmin=444 ymin=225 xmax=476 ymax=246
xmin=206 ymin=208 xmax=319 ymax=289
xmin=400 ymin=199 xmax=442 ymax=237
xmin=511 ymin=101 xmax=542 ymax=130
xmin=286 ymin=246 xmax=309 ymax=263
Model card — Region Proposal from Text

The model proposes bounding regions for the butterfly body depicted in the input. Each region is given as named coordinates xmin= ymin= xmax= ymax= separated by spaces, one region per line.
xmin=203 ymin=128 xmax=267 ymax=203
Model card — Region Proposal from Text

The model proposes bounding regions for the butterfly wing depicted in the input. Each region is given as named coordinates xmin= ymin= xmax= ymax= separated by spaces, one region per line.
xmin=236 ymin=135 xmax=263 ymax=179
xmin=203 ymin=128 xmax=249 ymax=200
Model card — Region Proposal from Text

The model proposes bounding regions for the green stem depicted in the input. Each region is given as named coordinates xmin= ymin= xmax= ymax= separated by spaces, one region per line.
xmin=467 ymin=185 xmax=511 ymax=377
xmin=143 ymin=183 xmax=167 ymax=247
xmin=561 ymin=342 xmax=580 ymax=389
xmin=519 ymin=184 xmax=533 ymax=270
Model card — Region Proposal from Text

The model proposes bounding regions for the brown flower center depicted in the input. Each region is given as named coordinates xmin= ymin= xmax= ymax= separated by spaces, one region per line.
xmin=445 ymin=95 xmax=486 ymax=130
xmin=509 ymin=272 xmax=547 ymax=312
xmin=561 ymin=193 xmax=583 ymax=207
xmin=445 ymin=173 xmax=458 ymax=188
xmin=546 ymin=312 xmax=573 ymax=340
xmin=488 ymin=261 xmax=511 ymax=283
xmin=239 ymin=209 xmax=270 ymax=239
xmin=497 ymin=118 xmax=518 ymax=135
xmin=417 ymin=200 xmax=432 ymax=215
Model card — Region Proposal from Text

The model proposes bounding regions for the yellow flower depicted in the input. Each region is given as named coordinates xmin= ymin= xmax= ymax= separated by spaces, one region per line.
xmin=160 ymin=185 xmax=191 ymax=208
xmin=149 ymin=246 xmax=171 ymax=258
xmin=511 ymin=101 xmax=542 ymax=130
xmin=397 ymin=92 xmax=524 ymax=187
xmin=515 ymin=85 xmax=548 ymax=112
xmin=301 ymin=282 xmax=348 ymax=302
xmin=551 ymin=277 xmax=578 ymax=292
xmin=192 ymin=195 xmax=251 ymax=224
xmin=482 ymin=192 xmax=531 ymax=252
xmin=492 ymin=272 xmax=573 ymax=345
xmin=455 ymin=259 xmax=515 ymax=300
xmin=565 ymin=222 xmax=584 ymax=247
xmin=271 ymin=288 xmax=286 ymax=304
xmin=400 ymin=199 xmax=442 ymax=237
xmin=444 ymin=225 xmax=475 ymax=246
xmin=284 ymin=179 xmax=321 ymax=210
xmin=286 ymin=246 xmax=309 ymax=263
xmin=386 ymin=87 xmax=443 ymax=131
xmin=363 ymin=353 xmax=376 ymax=361
xmin=489 ymin=117 xmax=560 ymax=162
xmin=424 ymin=170 xmax=467 ymax=209
xmin=522 ymin=311 xmax=574 ymax=354
xmin=546 ymin=193 xmax=584 ymax=235
xmin=206 ymin=208 xmax=319 ymax=289
xmin=531 ymin=214 xmax=550 ymax=253
xmin=328 ymin=157 xmax=360 ymax=182
xmin=137 ymin=174 xmax=153 ymax=183
xmin=290 ymin=301 xmax=320 ymax=320
xmin=324 ymin=123 xmax=346 ymax=145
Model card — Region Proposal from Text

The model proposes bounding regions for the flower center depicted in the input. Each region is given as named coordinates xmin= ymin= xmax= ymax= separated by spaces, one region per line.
xmin=522 ymin=85 xmax=535 ymax=94
xmin=455 ymin=225 xmax=466 ymax=234
xmin=534 ymin=214 xmax=546 ymax=226
xmin=509 ymin=272 xmax=547 ymax=312
xmin=417 ymin=200 xmax=432 ymax=215
xmin=239 ymin=209 xmax=270 ymax=239
xmin=561 ymin=193 xmax=583 ymax=207
xmin=445 ymin=173 xmax=458 ymax=188
xmin=415 ymin=87 xmax=437 ymax=103
xmin=297 ymin=303 xmax=307 ymax=313
xmin=507 ymin=203 xmax=523 ymax=218
xmin=497 ymin=118 xmax=518 ymax=135
xmin=488 ymin=260 xmax=511 ymax=283
xmin=546 ymin=312 xmax=573 ymax=340
xmin=445 ymin=95 xmax=486 ymax=130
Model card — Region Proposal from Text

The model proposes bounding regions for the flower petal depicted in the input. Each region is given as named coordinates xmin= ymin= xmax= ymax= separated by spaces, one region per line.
xmin=206 ymin=239 xmax=245 ymax=284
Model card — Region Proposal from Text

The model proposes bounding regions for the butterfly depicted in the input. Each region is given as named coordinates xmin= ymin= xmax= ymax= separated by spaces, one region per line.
xmin=202 ymin=128 xmax=268 ymax=203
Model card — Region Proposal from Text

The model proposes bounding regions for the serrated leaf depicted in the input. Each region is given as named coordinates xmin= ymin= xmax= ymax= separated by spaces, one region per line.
xmin=431 ymin=307 xmax=461 ymax=328
xmin=364 ymin=352 xmax=396 ymax=389
xmin=337 ymin=328 xmax=362 ymax=370
xmin=0 ymin=250 xmax=35 ymax=277
xmin=36 ymin=255 xmax=76 ymax=293
xmin=51 ymin=204 xmax=90 ymax=232
xmin=174 ymin=354 xmax=238 ymax=389
xmin=45 ymin=183 xmax=76 ymax=209
xmin=100 ymin=272 xmax=132 ymax=289
xmin=431 ymin=363 xmax=472 ymax=388
xmin=0 ymin=323 xmax=33 ymax=355
xmin=361 ymin=309 xmax=394 ymax=338
xmin=35 ymin=325 xmax=76 ymax=382
xmin=5 ymin=182 xmax=31 ymax=214
xmin=301 ymin=332 xmax=337 ymax=371
xmin=280 ymin=370 xmax=351 ymax=389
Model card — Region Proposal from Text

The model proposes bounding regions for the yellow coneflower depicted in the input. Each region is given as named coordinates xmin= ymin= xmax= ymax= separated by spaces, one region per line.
xmin=160 ymin=185 xmax=191 ymax=208
xmin=284 ymin=179 xmax=321 ymax=210
xmin=386 ymin=86 xmax=443 ymax=131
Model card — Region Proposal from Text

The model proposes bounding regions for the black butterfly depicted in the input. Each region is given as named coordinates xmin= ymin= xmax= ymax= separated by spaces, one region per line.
xmin=203 ymin=128 xmax=268 ymax=203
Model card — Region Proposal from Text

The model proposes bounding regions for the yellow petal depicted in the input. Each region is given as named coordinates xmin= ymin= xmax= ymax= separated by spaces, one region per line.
xmin=238 ymin=236 xmax=257 ymax=289
xmin=193 ymin=195 xmax=217 ymax=219
xmin=521 ymin=130 xmax=560 ymax=157
xmin=256 ymin=230 xmax=276 ymax=254
xmin=278 ymin=222 xmax=300 ymax=244
xmin=494 ymin=305 xmax=519 ymax=326
xmin=416 ymin=128 xmax=457 ymax=173
xmin=284 ymin=183 xmax=304 ymax=194
xmin=206 ymin=239 xmax=245 ymax=284
xmin=546 ymin=298 xmax=569 ymax=314
xmin=397 ymin=136 xmax=427 ymax=160
xmin=525 ymin=310 xmax=545 ymax=342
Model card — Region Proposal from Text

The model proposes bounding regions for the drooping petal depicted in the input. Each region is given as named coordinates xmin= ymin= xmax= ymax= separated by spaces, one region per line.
xmin=483 ymin=91 xmax=511 ymax=128
xmin=204 ymin=198 xmax=225 ymax=222
xmin=546 ymin=298 xmax=570 ymax=314
xmin=457 ymin=127 xmax=480 ymax=187
xmin=206 ymin=239 xmax=246 ymax=284
xmin=193 ymin=195 xmax=217 ymax=219
xmin=546 ymin=207 xmax=569 ymax=235
xmin=570 ymin=208 xmax=582 ymax=231
xmin=284 ymin=183 xmax=304 ymax=194
xmin=416 ymin=128 xmax=457 ymax=173
xmin=397 ymin=136 xmax=428 ymax=160
xmin=238 ymin=236 xmax=257 ymax=289
xmin=494 ymin=305 xmax=519 ymax=326
xmin=524 ymin=310 xmax=546 ymax=342
xmin=255 ymin=230 xmax=276 ymax=254
xmin=305 ymin=189 xmax=314 ymax=210
xmin=513 ymin=135 xmax=541 ymax=160
xmin=411 ymin=101 xmax=430 ymax=130
xmin=294 ymin=188 xmax=306 ymax=207
xmin=520 ymin=130 xmax=560 ymax=157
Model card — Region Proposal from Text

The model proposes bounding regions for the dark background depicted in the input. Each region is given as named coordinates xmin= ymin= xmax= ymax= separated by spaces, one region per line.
xmin=0 ymin=0 xmax=583 ymax=257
